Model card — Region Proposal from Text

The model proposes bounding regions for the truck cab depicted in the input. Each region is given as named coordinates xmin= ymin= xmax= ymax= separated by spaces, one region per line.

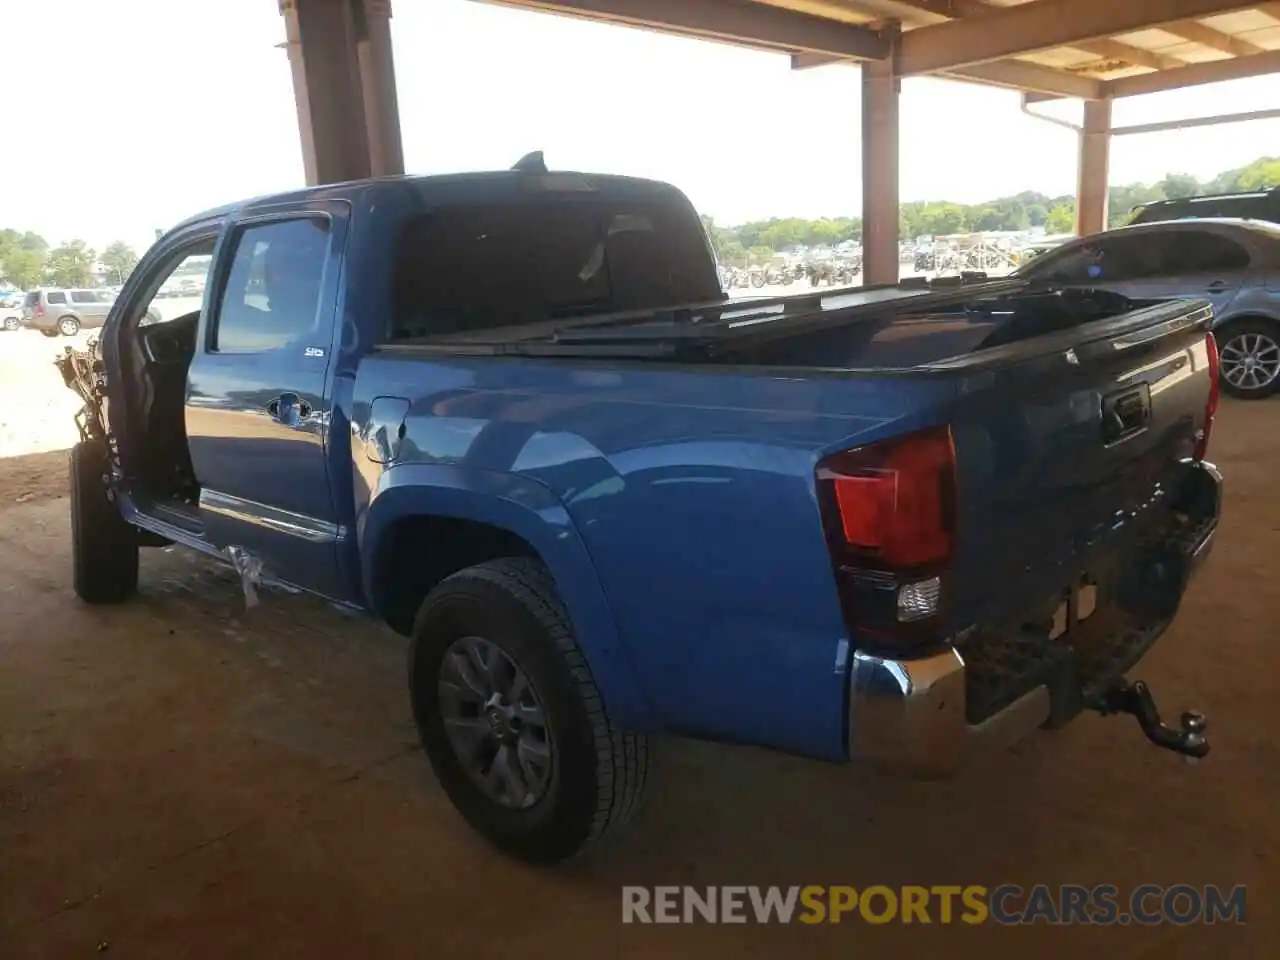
xmin=76 ymin=170 xmax=723 ymax=600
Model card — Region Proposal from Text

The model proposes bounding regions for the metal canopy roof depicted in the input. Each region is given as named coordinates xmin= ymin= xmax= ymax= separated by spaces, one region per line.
xmin=481 ymin=0 xmax=1280 ymax=100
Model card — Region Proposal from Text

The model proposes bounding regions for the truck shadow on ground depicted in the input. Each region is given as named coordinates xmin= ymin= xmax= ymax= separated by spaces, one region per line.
xmin=119 ymin=529 xmax=1279 ymax=894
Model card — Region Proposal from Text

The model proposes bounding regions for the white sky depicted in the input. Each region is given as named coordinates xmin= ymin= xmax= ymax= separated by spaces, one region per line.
xmin=3 ymin=0 xmax=1279 ymax=253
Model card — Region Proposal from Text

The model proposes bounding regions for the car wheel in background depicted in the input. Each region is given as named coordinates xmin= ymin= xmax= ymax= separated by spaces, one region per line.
xmin=408 ymin=557 xmax=650 ymax=863
xmin=70 ymin=441 xmax=139 ymax=604
xmin=2 ymin=317 xmax=18 ymax=332
xmin=58 ymin=316 xmax=81 ymax=336
xmin=1216 ymin=318 xmax=1280 ymax=400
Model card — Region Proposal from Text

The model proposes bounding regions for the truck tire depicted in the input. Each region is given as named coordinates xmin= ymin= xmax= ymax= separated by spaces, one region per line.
xmin=1215 ymin=318 xmax=1280 ymax=400
xmin=70 ymin=441 xmax=139 ymax=604
xmin=408 ymin=557 xmax=649 ymax=863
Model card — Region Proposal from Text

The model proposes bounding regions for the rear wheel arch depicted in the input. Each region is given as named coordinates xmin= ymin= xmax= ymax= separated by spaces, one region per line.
xmin=1213 ymin=313 xmax=1280 ymax=335
xmin=360 ymin=487 xmax=657 ymax=731
xmin=370 ymin=514 xmax=539 ymax=635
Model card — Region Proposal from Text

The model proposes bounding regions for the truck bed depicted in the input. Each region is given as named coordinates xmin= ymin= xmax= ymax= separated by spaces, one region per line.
xmin=353 ymin=285 xmax=1217 ymax=758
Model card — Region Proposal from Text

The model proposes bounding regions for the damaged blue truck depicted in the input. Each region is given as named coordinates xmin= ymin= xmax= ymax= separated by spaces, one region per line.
xmin=59 ymin=159 xmax=1223 ymax=863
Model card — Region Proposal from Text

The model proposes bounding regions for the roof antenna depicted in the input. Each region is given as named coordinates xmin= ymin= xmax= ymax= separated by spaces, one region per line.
xmin=512 ymin=151 xmax=547 ymax=174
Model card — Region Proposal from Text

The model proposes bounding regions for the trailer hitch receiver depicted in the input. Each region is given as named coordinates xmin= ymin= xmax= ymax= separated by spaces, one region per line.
xmin=1088 ymin=678 xmax=1209 ymax=762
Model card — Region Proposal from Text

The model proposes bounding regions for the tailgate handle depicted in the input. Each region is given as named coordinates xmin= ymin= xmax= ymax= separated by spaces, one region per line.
xmin=1101 ymin=384 xmax=1151 ymax=443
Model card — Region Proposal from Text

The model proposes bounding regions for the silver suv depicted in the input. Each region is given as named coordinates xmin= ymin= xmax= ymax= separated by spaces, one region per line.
xmin=21 ymin=288 xmax=115 ymax=337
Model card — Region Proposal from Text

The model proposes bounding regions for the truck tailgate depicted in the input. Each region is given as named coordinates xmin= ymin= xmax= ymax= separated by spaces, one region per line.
xmin=941 ymin=301 xmax=1218 ymax=723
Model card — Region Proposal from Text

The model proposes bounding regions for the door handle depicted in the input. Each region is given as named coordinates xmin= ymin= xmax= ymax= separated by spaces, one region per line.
xmin=266 ymin=392 xmax=312 ymax=426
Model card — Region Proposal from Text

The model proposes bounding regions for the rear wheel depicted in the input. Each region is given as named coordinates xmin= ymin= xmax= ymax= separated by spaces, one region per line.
xmin=408 ymin=557 xmax=649 ymax=863
xmin=1216 ymin=318 xmax=1280 ymax=400
xmin=58 ymin=316 xmax=80 ymax=336
xmin=70 ymin=441 xmax=139 ymax=604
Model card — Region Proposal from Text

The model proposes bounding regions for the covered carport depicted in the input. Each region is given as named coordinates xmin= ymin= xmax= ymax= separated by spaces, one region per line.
xmin=278 ymin=0 xmax=1280 ymax=285
xmin=4 ymin=5 xmax=1280 ymax=955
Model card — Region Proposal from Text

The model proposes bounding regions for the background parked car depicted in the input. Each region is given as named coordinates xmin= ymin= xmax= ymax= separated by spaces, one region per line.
xmin=1016 ymin=218 xmax=1280 ymax=399
xmin=1 ymin=293 xmax=22 ymax=331
xmin=21 ymin=287 xmax=114 ymax=337
xmin=1127 ymin=187 xmax=1280 ymax=227
xmin=1015 ymin=233 xmax=1074 ymax=266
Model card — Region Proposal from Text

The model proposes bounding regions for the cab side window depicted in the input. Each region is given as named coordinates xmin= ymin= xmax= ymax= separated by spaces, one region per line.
xmin=213 ymin=218 xmax=330 ymax=354
xmin=1153 ymin=232 xmax=1250 ymax=274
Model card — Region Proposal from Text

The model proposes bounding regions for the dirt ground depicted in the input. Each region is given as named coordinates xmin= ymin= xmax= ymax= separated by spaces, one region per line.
xmin=0 ymin=398 xmax=1277 ymax=959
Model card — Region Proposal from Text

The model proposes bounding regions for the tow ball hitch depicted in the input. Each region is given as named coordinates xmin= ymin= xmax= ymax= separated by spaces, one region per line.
xmin=1088 ymin=678 xmax=1209 ymax=762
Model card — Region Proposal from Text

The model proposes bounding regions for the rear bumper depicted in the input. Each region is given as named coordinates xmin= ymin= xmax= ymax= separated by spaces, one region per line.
xmin=847 ymin=459 xmax=1222 ymax=778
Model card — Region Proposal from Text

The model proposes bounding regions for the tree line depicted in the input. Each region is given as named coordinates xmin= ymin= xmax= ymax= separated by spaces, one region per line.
xmin=0 ymin=231 xmax=140 ymax=290
xmin=704 ymin=155 xmax=1280 ymax=267
xmin=6 ymin=156 xmax=1279 ymax=281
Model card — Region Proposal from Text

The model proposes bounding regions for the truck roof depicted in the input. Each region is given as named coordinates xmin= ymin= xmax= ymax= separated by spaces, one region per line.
xmin=169 ymin=169 xmax=693 ymax=236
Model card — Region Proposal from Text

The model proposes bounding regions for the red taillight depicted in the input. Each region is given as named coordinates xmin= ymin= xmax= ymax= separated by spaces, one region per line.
xmin=1195 ymin=332 xmax=1219 ymax=461
xmin=822 ymin=426 xmax=956 ymax=568
xmin=817 ymin=426 xmax=958 ymax=651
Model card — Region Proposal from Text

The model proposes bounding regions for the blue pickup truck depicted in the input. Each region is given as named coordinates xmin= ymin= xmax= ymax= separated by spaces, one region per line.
xmin=58 ymin=159 xmax=1223 ymax=863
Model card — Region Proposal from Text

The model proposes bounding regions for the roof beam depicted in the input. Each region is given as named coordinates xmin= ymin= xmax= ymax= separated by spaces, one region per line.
xmin=1105 ymin=47 xmax=1280 ymax=96
xmin=897 ymin=0 xmax=1258 ymax=75
xmin=480 ymin=0 xmax=890 ymax=59
xmin=1071 ymin=38 xmax=1184 ymax=71
xmin=787 ymin=0 xmax=950 ymax=19
xmin=751 ymin=0 xmax=874 ymax=27
xmin=941 ymin=59 xmax=1105 ymax=98
xmin=1160 ymin=18 xmax=1264 ymax=56
xmin=791 ymin=52 xmax=850 ymax=69
xmin=792 ymin=49 xmax=1104 ymax=100
xmin=888 ymin=0 xmax=1187 ymax=74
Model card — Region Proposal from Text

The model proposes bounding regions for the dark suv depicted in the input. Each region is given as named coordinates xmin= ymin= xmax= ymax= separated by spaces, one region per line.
xmin=1128 ymin=188 xmax=1280 ymax=226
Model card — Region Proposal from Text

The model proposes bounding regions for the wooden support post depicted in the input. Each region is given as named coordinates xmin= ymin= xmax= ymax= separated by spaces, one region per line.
xmin=861 ymin=50 xmax=900 ymax=285
xmin=279 ymin=0 xmax=405 ymax=185
xmin=1075 ymin=98 xmax=1112 ymax=237
xmin=356 ymin=0 xmax=405 ymax=178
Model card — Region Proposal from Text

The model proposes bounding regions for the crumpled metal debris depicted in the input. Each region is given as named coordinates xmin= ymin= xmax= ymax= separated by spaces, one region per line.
xmin=224 ymin=546 xmax=265 ymax=608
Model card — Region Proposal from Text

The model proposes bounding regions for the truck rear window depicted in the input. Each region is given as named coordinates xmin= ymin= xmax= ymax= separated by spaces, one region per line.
xmin=390 ymin=199 xmax=721 ymax=340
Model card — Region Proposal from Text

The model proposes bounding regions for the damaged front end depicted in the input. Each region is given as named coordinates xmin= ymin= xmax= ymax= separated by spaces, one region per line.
xmin=56 ymin=338 xmax=112 ymax=448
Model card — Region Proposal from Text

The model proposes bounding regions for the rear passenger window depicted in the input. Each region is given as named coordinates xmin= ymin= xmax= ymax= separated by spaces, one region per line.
xmin=1154 ymin=232 xmax=1250 ymax=274
xmin=46 ymin=291 xmax=67 ymax=305
xmin=70 ymin=290 xmax=98 ymax=304
xmin=213 ymin=218 xmax=329 ymax=354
